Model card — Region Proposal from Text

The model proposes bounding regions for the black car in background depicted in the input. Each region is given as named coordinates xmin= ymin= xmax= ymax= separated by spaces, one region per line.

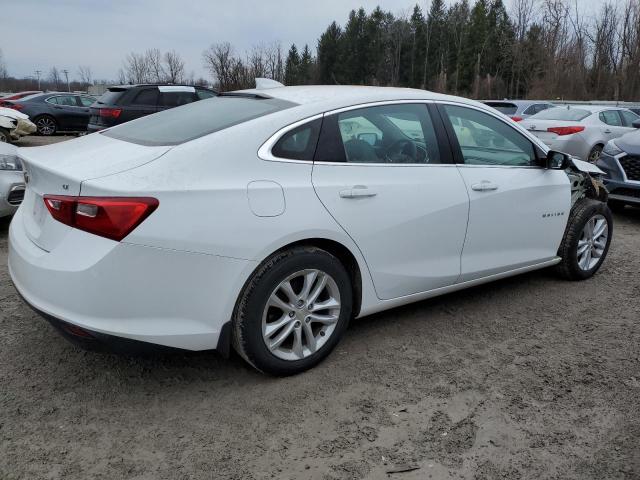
xmin=87 ymin=84 xmax=217 ymax=133
xmin=597 ymin=129 xmax=640 ymax=211
xmin=5 ymin=92 xmax=96 ymax=135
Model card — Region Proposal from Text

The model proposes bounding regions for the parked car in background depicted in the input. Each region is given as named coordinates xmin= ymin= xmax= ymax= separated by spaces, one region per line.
xmin=519 ymin=105 xmax=640 ymax=162
xmin=0 ymin=107 xmax=37 ymax=143
xmin=9 ymin=85 xmax=612 ymax=375
xmin=0 ymin=91 xmax=42 ymax=107
xmin=0 ymin=143 xmax=24 ymax=218
xmin=596 ymin=129 xmax=640 ymax=211
xmin=4 ymin=92 xmax=96 ymax=136
xmin=87 ymin=84 xmax=217 ymax=133
xmin=483 ymin=100 xmax=554 ymax=122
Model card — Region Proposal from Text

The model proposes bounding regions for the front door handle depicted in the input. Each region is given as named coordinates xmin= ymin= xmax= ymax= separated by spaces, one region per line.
xmin=604 ymin=129 xmax=612 ymax=134
xmin=339 ymin=185 xmax=377 ymax=198
xmin=471 ymin=181 xmax=499 ymax=192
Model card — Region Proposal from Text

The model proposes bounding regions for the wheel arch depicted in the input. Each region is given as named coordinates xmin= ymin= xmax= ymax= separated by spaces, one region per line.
xmin=258 ymin=237 xmax=364 ymax=318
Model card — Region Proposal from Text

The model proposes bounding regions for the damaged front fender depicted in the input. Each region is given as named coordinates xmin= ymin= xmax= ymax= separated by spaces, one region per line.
xmin=566 ymin=157 xmax=608 ymax=206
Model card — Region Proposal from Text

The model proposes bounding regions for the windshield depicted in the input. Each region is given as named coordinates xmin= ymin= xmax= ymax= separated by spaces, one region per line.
xmin=531 ymin=107 xmax=591 ymax=121
xmin=102 ymin=95 xmax=295 ymax=146
xmin=484 ymin=102 xmax=518 ymax=115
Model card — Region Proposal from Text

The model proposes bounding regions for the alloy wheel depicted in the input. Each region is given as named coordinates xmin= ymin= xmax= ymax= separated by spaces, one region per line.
xmin=262 ymin=269 xmax=341 ymax=361
xmin=577 ymin=214 xmax=608 ymax=271
xmin=36 ymin=117 xmax=56 ymax=135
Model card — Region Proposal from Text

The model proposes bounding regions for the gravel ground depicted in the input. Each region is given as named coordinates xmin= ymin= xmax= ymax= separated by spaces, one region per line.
xmin=0 ymin=140 xmax=639 ymax=478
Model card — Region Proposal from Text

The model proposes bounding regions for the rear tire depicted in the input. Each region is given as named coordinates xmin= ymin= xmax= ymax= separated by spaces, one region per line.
xmin=556 ymin=198 xmax=612 ymax=280
xmin=34 ymin=115 xmax=57 ymax=136
xmin=232 ymin=246 xmax=353 ymax=376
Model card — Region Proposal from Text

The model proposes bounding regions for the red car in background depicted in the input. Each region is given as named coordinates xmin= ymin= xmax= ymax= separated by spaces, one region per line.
xmin=0 ymin=91 xmax=42 ymax=107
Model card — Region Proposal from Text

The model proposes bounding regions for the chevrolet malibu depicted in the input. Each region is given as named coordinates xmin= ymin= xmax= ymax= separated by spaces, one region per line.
xmin=9 ymin=85 xmax=613 ymax=375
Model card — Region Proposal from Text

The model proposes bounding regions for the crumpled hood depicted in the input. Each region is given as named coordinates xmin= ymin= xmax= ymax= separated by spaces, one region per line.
xmin=0 ymin=106 xmax=28 ymax=120
xmin=613 ymin=129 xmax=640 ymax=156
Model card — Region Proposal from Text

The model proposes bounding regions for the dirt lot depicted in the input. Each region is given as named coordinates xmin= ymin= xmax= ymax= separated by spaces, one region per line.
xmin=1 ymin=136 xmax=639 ymax=479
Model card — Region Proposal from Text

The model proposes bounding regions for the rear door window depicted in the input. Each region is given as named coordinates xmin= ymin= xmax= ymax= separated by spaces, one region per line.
xmin=160 ymin=91 xmax=197 ymax=108
xmin=599 ymin=110 xmax=623 ymax=126
xmin=79 ymin=96 xmax=95 ymax=107
xmin=131 ymin=88 xmax=159 ymax=106
xmin=102 ymin=96 xmax=295 ymax=146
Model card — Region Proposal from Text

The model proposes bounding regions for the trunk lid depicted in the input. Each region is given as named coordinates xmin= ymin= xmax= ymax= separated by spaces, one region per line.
xmin=19 ymin=133 xmax=170 ymax=251
xmin=519 ymin=119 xmax=585 ymax=143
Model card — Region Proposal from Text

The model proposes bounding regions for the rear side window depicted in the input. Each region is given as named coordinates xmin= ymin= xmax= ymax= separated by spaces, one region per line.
xmin=79 ymin=96 xmax=95 ymax=107
xmin=131 ymin=88 xmax=158 ymax=106
xmin=98 ymin=89 xmax=126 ymax=105
xmin=102 ymin=96 xmax=295 ymax=146
xmin=272 ymin=119 xmax=321 ymax=160
xmin=599 ymin=110 xmax=622 ymax=126
xmin=160 ymin=91 xmax=196 ymax=107
xmin=484 ymin=102 xmax=517 ymax=115
xmin=196 ymin=89 xmax=216 ymax=100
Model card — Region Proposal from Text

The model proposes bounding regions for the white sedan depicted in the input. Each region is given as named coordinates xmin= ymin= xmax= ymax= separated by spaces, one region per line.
xmin=8 ymin=85 xmax=613 ymax=375
xmin=520 ymin=105 xmax=640 ymax=163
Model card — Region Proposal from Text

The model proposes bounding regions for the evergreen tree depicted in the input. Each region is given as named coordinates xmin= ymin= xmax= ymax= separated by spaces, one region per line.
xmin=317 ymin=22 xmax=342 ymax=84
xmin=298 ymin=44 xmax=313 ymax=84
xmin=284 ymin=44 xmax=300 ymax=85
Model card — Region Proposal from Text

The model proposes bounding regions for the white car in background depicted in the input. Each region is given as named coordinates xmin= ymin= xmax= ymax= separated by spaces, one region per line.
xmin=0 ymin=143 xmax=25 ymax=218
xmin=520 ymin=105 xmax=640 ymax=163
xmin=0 ymin=106 xmax=37 ymax=143
xmin=9 ymin=85 xmax=612 ymax=375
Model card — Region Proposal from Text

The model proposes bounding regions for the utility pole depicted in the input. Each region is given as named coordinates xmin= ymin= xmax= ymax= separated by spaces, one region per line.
xmin=34 ymin=70 xmax=42 ymax=90
xmin=62 ymin=69 xmax=70 ymax=92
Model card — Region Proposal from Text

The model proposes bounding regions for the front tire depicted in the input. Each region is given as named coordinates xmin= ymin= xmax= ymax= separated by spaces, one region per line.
xmin=556 ymin=198 xmax=612 ymax=280
xmin=232 ymin=246 xmax=353 ymax=376
xmin=588 ymin=144 xmax=603 ymax=163
xmin=0 ymin=127 xmax=10 ymax=143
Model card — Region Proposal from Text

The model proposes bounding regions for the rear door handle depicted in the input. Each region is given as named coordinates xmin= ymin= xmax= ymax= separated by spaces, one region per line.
xmin=339 ymin=185 xmax=377 ymax=198
xmin=471 ymin=181 xmax=499 ymax=192
xmin=604 ymin=129 xmax=612 ymax=134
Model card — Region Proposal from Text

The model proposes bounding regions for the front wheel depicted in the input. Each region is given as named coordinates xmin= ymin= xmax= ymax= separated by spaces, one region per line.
xmin=232 ymin=246 xmax=353 ymax=376
xmin=556 ymin=199 xmax=612 ymax=280
xmin=588 ymin=144 xmax=603 ymax=163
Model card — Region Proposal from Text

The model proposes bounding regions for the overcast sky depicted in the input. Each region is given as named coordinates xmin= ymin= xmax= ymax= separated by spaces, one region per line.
xmin=4 ymin=0 xmax=613 ymax=82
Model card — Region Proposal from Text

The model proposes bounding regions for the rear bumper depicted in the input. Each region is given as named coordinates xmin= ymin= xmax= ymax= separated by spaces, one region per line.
xmin=86 ymin=123 xmax=105 ymax=134
xmin=8 ymin=207 xmax=253 ymax=351
xmin=539 ymin=135 xmax=591 ymax=161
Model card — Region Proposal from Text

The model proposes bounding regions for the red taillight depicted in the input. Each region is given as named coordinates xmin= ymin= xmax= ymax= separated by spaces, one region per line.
xmin=511 ymin=116 xmax=523 ymax=122
xmin=44 ymin=195 xmax=159 ymax=241
xmin=547 ymin=126 xmax=585 ymax=136
xmin=8 ymin=103 xmax=24 ymax=111
xmin=99 ymin=108 xmax=122 ymax=119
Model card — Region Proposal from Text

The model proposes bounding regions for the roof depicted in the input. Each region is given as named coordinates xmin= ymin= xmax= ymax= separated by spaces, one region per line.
xmin=241 ymin=85 xmax=483 ymax=110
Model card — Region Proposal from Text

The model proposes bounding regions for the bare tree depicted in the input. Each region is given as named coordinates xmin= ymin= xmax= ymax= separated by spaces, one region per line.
xmin=146 ymin=48 xmax=165 ymax=82
xmin=123 ymin=52 xmax=150 ymax=83
xmin=49 ymin=66 xmax=61 ymax=90
xmin=164 ymin=50 xmax=185 ymax=83
xmin=77 ymin=65 xmax=93 ymax=86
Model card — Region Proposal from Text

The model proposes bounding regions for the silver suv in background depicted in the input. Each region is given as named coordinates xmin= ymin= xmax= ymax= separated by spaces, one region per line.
xmin=483 ymin=100 xmax=554 ymax=122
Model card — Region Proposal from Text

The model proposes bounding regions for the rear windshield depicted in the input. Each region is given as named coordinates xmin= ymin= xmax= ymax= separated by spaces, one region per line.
xmin=97 ymin=89 xmax=127 ymax=105
xmin=484 ymin=102 xmax=517 ymax=115
xmin=531 ymin=107 xmax=591 ymax=121
xmin=102 ymin=95 xmax=295 ymax=146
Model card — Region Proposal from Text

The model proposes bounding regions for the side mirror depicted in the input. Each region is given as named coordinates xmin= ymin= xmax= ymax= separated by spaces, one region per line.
xmin=357 ymin=132 xmax=379 ymax=146
xmin=545 ymin=150 xmax=570 ymax=169
xmin=632 ymin=119 xmax=640 ymax=129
